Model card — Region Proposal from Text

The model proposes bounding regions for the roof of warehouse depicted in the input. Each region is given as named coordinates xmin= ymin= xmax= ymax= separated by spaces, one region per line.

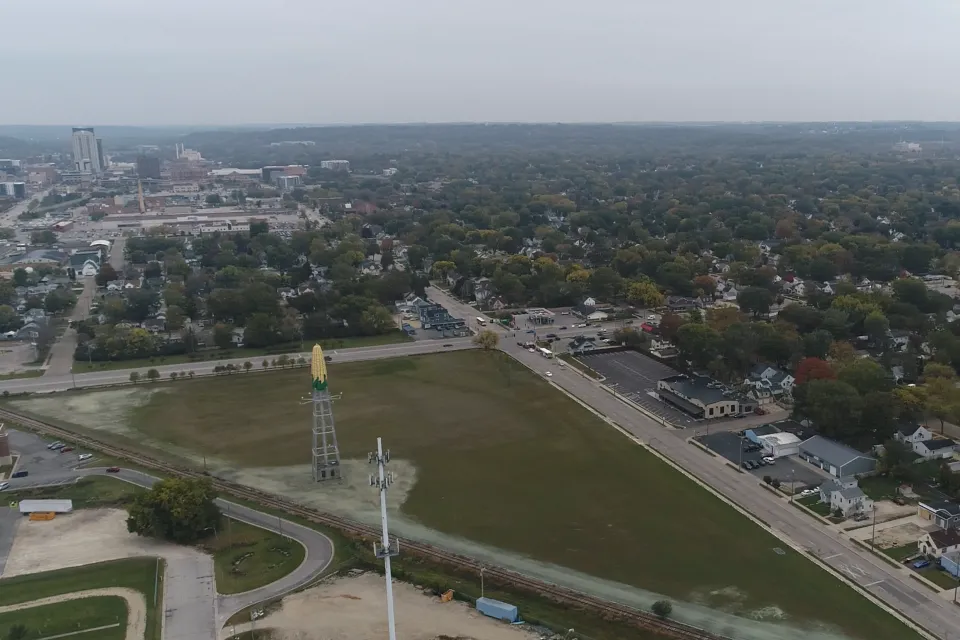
xmin=758 ymin=432 xmax=802 ymax=446
xmin=18 ymin=499 xmax=73 ymax=513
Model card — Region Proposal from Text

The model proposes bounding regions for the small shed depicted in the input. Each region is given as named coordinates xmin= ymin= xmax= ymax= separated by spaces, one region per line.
xmin=476 ymin=597 xmax=519 ymax=623
xmin=18 ymin=499 xmax=73 ymax=515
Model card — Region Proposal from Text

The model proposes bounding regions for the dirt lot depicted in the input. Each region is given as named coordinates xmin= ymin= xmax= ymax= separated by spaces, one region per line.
xmin=228 ymin=572 xmax=539 ymax=640
xmin=2 ymin=508 xmax=200 ymax=578
xmin=0 ymin=343 xmax=40 ymax=374
xmin=848 ymin=517 xmax=934 ymax=549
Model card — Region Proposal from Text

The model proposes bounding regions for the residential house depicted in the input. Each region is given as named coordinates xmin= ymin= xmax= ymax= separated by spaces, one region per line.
xmin=656 ymin=375 xmax=741 ymax=419
xmin=798 ymin=436 xmax=877 ymax=478
xmin=918 ymin=501 xmax=960 ymax=530
xmin=819 ymin=478 xmax=874 ymax=516
xmin=889 ymin=330 xmax=911 ymax=352
xmin=895 ymin=424 xmax=933 ymax=445
xmin=913 ymin=438 xmax=958 ymax=460
xmin=666 ymin=296 xmax=701 ymax=313
xmin=919 ymin=529 xmax=960 ymax=558
xmin=744 ymin=363 xmax=795 ymax=398
xmin=141 ymin=318 xmax=165 ymax=333
xmin=574 ymin=297 xmax=598 ymax=317
xmin=68 ymin=252 xmax=100 ymax=277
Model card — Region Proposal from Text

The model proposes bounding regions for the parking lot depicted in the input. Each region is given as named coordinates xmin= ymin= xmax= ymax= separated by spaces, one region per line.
xmin=5 ymin=429 xmax=98 ymax=488
xmin=695 ymin=431 xmax=828 ymax=490
xmin=577 ymin=350 xmax=700 ymax=427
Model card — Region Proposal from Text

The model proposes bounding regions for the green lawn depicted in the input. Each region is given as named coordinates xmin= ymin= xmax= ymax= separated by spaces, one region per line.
xmin=883 ymin=543 xmax=919 ymax=562
xmin=0 ymin=558 xmax=163 ymax=640
xmin=203 ymin=519 xmax=305 ymax=595
xmin=916 ymin=565 xmax=960 ymax=590
xmin=14 ymin=351 xmax=920 ymax=639
xmin=6 ymin=476 xmax=143 ymax=509
xmin=0 ymin=596 xmax=126 ymax=640
xmin=0 ymin=370 xmax=44 ymax=381
xmin=797 ymin=495 xmax=832 ymax=516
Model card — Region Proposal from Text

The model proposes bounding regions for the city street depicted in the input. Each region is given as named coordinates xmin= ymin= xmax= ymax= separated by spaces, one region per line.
xmin=0 ymin=338 xmax=476 ymax=394
xmin=428 ymin=286 xmax=958 ymax=640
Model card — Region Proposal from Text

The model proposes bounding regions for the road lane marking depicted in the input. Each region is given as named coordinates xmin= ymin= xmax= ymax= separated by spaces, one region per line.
xmin=823 ymin=553 xmax=842 ymax=560
xmin=864 ymin=580 xmax=883 ymax=587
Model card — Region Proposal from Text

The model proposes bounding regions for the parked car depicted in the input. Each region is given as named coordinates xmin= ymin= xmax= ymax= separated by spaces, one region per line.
xmin=78 ymin=453 xmax=92 ymax=461
xmin=559 ymin=326 xmax=567 ymax=330
xmin=106 ymin=467 xmax=121 ymax=473
xmin=526 ymin=329 xmax=536 ymax=334
xmin=47 ymin=441 xmax=62 ymax=450
xmin=545 ymin=333 xmax=558 ymax=339
xmin=60 ymin=447 xmax=74 ymax=453
xmin=544 ymin=371 xmax=553 ymax=377
xmin=741 ymin=461 xmax=751 ymax=470
xmin=324 ymin=355 xmax=332 ymax=362
xmin=762 ymin=456 xmax=775 ymax=464
xmin=912 ymin=559 xmax=931 ymax=569
xmin=0 ymin=482 xmax=8 ymax=491
xmin=11 ymin=470 xmax=28 ymax=478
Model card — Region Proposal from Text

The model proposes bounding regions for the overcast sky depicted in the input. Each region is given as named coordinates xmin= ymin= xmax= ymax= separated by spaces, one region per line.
xmin=4 ymin=0 xmax=960 ymax=125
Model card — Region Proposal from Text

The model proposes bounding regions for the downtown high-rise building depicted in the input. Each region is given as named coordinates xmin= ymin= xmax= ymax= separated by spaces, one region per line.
xmin=71 ymin=127 xmax=105 ymax=174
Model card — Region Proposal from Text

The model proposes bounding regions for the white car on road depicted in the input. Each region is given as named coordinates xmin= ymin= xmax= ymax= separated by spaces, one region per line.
xmin=544 ymin=371 xmax=553 ymax=377
xmin=78 ymin=453 xmax=93 ymax=461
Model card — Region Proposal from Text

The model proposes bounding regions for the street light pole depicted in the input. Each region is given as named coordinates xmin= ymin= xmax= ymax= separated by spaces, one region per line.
xmin=870 ymin=504 xmax=878 ymax=549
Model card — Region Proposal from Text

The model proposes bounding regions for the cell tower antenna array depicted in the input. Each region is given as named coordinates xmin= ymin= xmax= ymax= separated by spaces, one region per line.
xmin=369 ymin=438 xmax=399 ymax=640
xmin=310 ymin=344 xmax=342 ymax=481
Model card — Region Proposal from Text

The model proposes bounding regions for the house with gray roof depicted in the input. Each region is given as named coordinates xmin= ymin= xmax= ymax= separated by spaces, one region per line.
xmin=819 ymin=477 xmax=873 ymax=516
xmin=799 ymin=435 xmax=877 ymax=478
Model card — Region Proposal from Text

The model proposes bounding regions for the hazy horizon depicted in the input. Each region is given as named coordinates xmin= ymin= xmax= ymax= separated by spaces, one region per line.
xmin=5 ymin=0 xmax=960 ymax=126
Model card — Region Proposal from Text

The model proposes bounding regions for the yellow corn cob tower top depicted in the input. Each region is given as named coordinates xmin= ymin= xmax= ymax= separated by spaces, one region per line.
xmin=311 ymin=344 xmax=328 ymax=391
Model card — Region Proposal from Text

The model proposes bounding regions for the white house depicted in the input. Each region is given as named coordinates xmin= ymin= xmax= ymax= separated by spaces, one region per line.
xmin=744 ymin=364 xmax=795 ymax=398
xmin=819 ymin=478 xmax=874 ymax=517
xmin=913 ymin=438 xmax=958 ymax=460
xmin=587 ymin=310 xmax=609 ymax=322
xmin=919 ymin=529 xmax=960 ymax=558
xmin=895 ymin=424 xmax=933 ymax=445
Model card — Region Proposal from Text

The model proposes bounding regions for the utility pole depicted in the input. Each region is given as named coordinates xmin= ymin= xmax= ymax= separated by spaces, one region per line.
xmin=870 ymin=503 xmax=878 ymax=549
xmin=369 ymin=438 xmax=399 ymax=640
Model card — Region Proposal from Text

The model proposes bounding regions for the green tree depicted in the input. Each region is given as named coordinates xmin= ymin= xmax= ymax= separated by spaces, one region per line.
xmin=675 ymin=323 xmax=722 ymax=369
xmin=863 ymin=310 xmax=890 ymax=346
xmin=243 ymin=361 xmax=252 ymax=373
xmin=737 ymin=286 xmax=774 ymax=318
xmin=837 ymin=359 xmax=891 ymax=396
xmin=651 ymin=600 xmax=673 ymax=619
xmin=205 ymin=193 xmax=222 ymax=206
xmin=626 ymin=280 xmax=664 ymax=308
xmin=407 ymin=244 xmax=429 ymax=270
xmin=146 ymin=368 xmax=160 ymax=382
xmin=95 ymin=263 xmax=119 ymax=287
xmin=794 ymin=379 xmax=863 ymax=442
xmin=213 ymin=323 xmax=234 ymax=350
xmin=126 ymin=477 xmax=221 ymax=544
xmin=30 ymin=229 xmax=57 ymax=245
xmin=129 ymin=371 xmax=140 ymax=384
xmin=473 ymin=329 xmax=500 ymax=350
xmin=12 ymin=268 xmax=28 ymax=287
xmin=0 ymin=305 xmax=22 ymax=332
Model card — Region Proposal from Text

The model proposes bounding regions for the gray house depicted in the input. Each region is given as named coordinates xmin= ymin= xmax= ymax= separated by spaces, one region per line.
xmin=798 ymin=435 xmax=876 ymax=478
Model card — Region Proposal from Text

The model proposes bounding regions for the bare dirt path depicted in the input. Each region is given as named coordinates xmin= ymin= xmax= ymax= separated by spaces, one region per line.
xmin=0 ymin=588 xmax=146 ymax=640
xmin=220 ymin=572 xmax=538 ymax=640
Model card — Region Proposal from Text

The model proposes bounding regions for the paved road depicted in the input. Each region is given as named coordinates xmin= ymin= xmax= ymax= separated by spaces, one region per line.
xmin=0 ymin=338 xmax=475 ymax=394
xmin=44 ymin=278 xmax=97 ymax=377
xmin=1 ymin=465 xmax=335 ymax=640
xmin=428 ymin=286 xmax=959 ymax=640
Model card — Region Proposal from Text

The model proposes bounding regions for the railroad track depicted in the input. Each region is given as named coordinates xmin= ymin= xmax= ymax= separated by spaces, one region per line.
xmin=0 ymin=407 xmax=729 ymax=640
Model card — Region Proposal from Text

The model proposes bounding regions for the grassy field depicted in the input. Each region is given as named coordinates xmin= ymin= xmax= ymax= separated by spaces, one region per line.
xmin=0 ymin=370 xmax=44 ymax=381
xmin=0 ymin=596 xmax=127 ymax=640
xmin=71 ymin=333 xmax=412 ymax=373
xmin=916 ymin=565 xmax=960 ymax=590
xmin=0 ymin=558 xmax=163 ymax=640
xmin=12 ymin=351 xmax=920 ymax=639
xmin=6 ymin=476 xmax=143 ymax=509
xmin=203 ymin=519 xmax=306 ymax=595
